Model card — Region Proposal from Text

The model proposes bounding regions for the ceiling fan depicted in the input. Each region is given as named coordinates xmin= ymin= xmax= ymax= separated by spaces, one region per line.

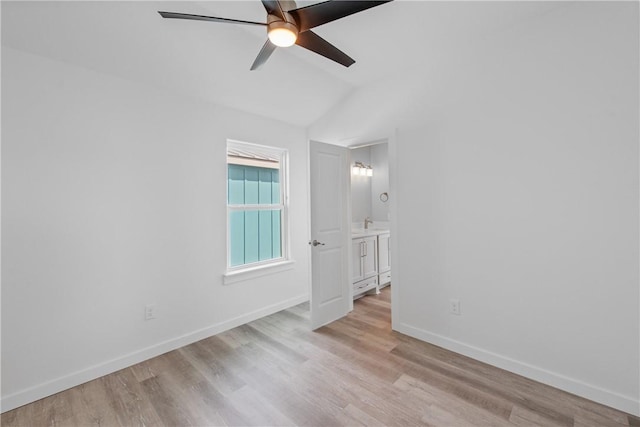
xmin=158 ymin=1 xmax=392 ymax=70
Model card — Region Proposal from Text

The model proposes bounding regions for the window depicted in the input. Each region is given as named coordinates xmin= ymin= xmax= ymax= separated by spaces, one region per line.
xmin=227 ymin=140 xmax=289 ymax=272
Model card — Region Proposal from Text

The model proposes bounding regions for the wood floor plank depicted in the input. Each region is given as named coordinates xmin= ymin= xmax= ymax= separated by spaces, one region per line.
xmin=3 ymin=286 xmax=638 ymax=426
xmin=392 ymin=331 xmax=629 ymax=423
xmin=421 ymin=403 xmax=480 ymax=427
xmin=239 ymin=324 xmax=308 ymax=365
xmin=237 ymin=361 xmax=344 ymax=426
xmin=225 ymin=385 xmax=296 ymax=427
xmin=178 ymin=341 xmax=246 ymax=396
xmin=338 ymin=403 xmax=390 ymax=427
xmin=346 ymin=309 xmax=392 ymax=330
xmin=101 ymin=368 xmax=165 ymax=427
xmin=394 ymin=373 xmax=512 ymax=426
xmin=297 ymin=358 xmax=429 ymax=426
xmin=190 ymin=379 xmax=248 ymax=426
xmin=572 ymin=406 xmax=632 ymax=427
xmin=392 ymin=342 xmax=575 ymax=426
xmin=139 ymin=375 xmax=199 ymax=426
xmin=509 ymin=404 xmax=566 ymax=427
xmin=26 ymin=390 xmax=76 ymax=426
xmin=65 ymin=374 xmax=135 ymax=426
xmin=309 ymin=326 xmax=406 ymax=383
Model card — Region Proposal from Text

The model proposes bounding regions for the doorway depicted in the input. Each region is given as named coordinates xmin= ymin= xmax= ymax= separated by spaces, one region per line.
xmin=350 ymin=141 xmax=390 ymax=228
xmin=309 ymin=136 xmax=396 ymax=330
xmin=349 ymin=141 xmax=391 ymax=303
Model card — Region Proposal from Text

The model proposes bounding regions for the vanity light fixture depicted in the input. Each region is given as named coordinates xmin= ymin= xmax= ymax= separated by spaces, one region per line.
xmin=352 ymin=162 xmax=363 ymax=175
xmin=352 ymin=162 xmax=373 ymax=177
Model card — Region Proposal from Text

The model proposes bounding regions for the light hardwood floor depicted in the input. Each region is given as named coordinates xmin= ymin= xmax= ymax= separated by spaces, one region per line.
xmin=3 ymin=287 xmax=639 ymax=426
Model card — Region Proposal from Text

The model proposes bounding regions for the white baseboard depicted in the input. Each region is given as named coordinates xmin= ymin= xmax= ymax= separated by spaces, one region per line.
xmin=1 ymin=294 xmax=309 ymax=413
xmin=396 ymin=322 xmax=640 ymax=417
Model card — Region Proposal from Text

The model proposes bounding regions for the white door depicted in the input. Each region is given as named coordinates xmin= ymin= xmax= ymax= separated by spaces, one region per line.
xmin=310 ymin=141 xmax=351 ymax=330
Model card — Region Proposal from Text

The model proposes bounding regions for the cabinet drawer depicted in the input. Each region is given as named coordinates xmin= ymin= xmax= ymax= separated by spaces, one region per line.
xmin=353 ymin=276 xmax=378 ymax=296
xmin=379 ymin=271 xmax=391 ymax=285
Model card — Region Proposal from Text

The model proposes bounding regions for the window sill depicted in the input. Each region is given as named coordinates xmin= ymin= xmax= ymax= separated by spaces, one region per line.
xmin=223 ymin=259 xmax=295 ymax=285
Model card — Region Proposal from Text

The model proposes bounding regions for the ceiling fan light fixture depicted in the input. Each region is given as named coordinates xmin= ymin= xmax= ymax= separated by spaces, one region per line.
xmin=267 ymin=20 xmax=298 ymax=47
xmin=159 ymin=1 xmax=394 ymax=69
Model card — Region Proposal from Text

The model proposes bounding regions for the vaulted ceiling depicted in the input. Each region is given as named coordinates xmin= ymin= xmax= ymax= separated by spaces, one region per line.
xmin=2 ymin=1 xmax=562 ymax=127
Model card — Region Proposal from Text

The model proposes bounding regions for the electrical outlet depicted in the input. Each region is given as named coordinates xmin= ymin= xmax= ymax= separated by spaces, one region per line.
xmin=450 ymin=299 xmax=461 ymax=315
xmin=145 ymin=304 xmax=157 ymax=320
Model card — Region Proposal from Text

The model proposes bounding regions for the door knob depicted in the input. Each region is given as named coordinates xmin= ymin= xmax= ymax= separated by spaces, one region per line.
xmin=309 ymin=240 xmax=325 ymax=247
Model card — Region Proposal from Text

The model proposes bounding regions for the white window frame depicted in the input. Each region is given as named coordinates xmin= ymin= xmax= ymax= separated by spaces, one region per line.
xmin=224 ymin=140 xmax=292 ymax=284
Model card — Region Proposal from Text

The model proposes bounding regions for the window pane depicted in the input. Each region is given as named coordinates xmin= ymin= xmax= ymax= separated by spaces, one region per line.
xmin=259 ymin=210 xmax=273 ymax=260
xmin=271 ymin=170 xmax=280 ymax=204
xmin=229 ymin=165 xmax=279 ymax=207
xmin=245 ymin=167 xmax=259 ymax=204
xmin=244 ymin=210 xmax=259 ymax=264
xmin=229 ymin=211 xmax=245 ymax=266
xmin=230 ymin=209 xmax=282 ymax=266
xmin=228 ymin=165 xmax=245 ymax=204
xmin=259 ymin=169 xmax=273 ymax=204
xmin=272 ymin=210 xmax=281 ymax=258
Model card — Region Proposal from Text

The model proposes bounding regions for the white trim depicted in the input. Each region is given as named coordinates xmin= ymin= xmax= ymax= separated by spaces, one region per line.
xmin=0 ymin=293 xmax=309 ymax=414
xmin=223 ymin=259 xmax=295 ymax=285
xmin=637 ymin=49 xmax=640 ymax=417
xmin=227 ymin=156 xmax=279 ymax=169
xmin=395 ymin=322 xmax=640 ymax=417
xmin=227 ymin=140 xmax=284 ymax=160
xmin=228 ymin=204 xmax=282 ymax=211
xmin=226 ymin=139 xmax=290 ymax=270
xmin=348 ymin=139 xmax=389 ymax=149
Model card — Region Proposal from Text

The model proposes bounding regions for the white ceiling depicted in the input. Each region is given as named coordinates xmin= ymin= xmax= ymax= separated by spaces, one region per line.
xmin=1 ymin=1 xmax=562 ymax=127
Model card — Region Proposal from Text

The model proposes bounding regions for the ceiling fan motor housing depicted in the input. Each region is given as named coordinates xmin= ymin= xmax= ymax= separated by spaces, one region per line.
xmin=267 ymin=13 xmax=299 ymax=38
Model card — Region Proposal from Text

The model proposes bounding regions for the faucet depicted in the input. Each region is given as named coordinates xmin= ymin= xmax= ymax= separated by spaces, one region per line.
xmin=364 ymin=217 xmax=373 ymax=229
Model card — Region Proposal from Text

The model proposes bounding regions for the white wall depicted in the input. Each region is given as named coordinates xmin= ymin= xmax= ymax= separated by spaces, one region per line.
xmin=370 ymin=143 xmax=389 ymax=222
xmin=350 ymin=146 xmax=372 ymax=223
xmin=314 ymin=2 xmax=640 ymax=416
xmin=1 ymin=47 xmax=310 ymax=411
xmin=397 ymin=3 xmax=640 ymax=414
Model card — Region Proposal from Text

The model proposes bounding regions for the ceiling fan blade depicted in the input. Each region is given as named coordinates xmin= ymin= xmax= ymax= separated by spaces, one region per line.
xmin=289 ymin=1 xmax=392 ymax=32
xmin=250 ymin=39 xmax=278 ymax=70
xmin=260 ymin=1 xmax=286 ymax=20
xmin=158 ymin=11 xmax=267 ymax=27
xmin=295 ymin=30 xmax=354 ymax=67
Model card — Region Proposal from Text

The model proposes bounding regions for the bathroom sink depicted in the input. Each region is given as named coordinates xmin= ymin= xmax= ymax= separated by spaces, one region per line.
xmin=351 ymin=228 xmax=389 ymax=236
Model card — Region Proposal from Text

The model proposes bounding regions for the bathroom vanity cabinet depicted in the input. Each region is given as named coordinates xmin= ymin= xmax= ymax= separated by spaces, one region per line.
xmin=377 ymin=232 xmax=391 ymax=288
xmin=352 ymin=235 xmax=378 ymax=297
xmin=351 ymin=229 xmax=391 ymax=298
